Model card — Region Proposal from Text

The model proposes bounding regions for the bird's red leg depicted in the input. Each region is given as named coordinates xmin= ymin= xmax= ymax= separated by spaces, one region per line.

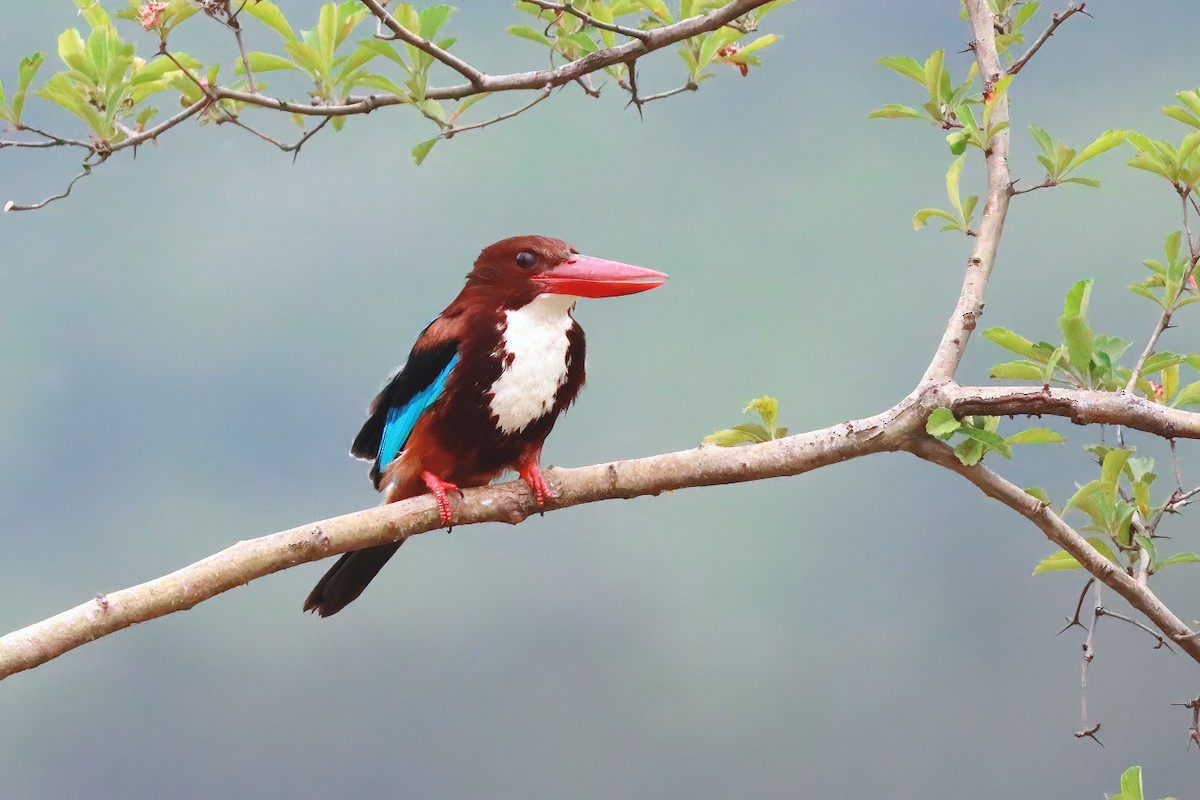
xmin=420 ymin=470 xmax=461 ymax=524
xmin=517 ymin=455 xmax=557 ymax=507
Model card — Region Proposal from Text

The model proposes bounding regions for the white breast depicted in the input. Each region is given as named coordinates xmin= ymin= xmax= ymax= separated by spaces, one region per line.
xmin=488 ymin=293 xmax=578 ymax=435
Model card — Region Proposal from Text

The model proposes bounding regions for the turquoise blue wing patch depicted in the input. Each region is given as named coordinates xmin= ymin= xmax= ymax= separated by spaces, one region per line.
xmin=376 ymin=352 xmax=459 ymax=469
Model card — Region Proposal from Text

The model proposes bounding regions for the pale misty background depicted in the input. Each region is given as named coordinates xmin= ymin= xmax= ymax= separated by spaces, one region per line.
xmin=1 ymin=2 xmax=1198 ymax=798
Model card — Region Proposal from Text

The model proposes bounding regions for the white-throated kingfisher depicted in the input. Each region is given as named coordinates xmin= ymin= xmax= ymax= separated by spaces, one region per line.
xmin=304 ymin=235 xmax=667 ymax=616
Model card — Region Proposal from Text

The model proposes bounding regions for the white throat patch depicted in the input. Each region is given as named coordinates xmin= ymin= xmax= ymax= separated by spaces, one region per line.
xmin=488 ymin=293 xmax=578 ymax=435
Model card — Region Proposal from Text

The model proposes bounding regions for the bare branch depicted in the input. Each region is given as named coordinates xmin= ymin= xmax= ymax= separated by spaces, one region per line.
xmin=1095 ymin=607 xmax=1174 ymax=651
xmin=1007 ymin=3 xmax=1090 ymax=77
xmin=443 ymin=86 xmax=552 ymax=139
xmin=1081 ymin=583 xmax=1100 ymax=729
xmin=4 ymin=165 xmax=93 ymax=213
xmin=0 ymin=125 xmax=92 ymax=150
xmin=945 ymin=384 xmax=1200 ymax=441
xmin=108 ymin=97 xmax=212 ymax=154
xmin=920 ymin=2 xmax=1012 ymax=385
xmin=0 ymin=405 xmax=919 ymax=681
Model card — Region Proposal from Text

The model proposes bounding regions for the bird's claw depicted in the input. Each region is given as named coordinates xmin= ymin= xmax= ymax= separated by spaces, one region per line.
xmin=518 ymin=462 xmax=557 ymax=508
xmin=421 ymin=471 xmax=460 ymax=525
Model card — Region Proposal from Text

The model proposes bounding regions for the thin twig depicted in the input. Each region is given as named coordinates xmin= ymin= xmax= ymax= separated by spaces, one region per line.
xmin=442 ymin=86 xmax=552 ymax=140
xmin=1080 ymin=583 xmax=1100 ymax=730
xmin=358 ymin=0 xmax=486 ymax=87
xmin=0 ymin=125 xmax=92 ymax=149
xmin=1007 ymin=3 xmax=1090 ymax=77
xmin=1009 ymin=179 xmax=1055 ymax=196
xmin=1125 ymin=302 xmax=1174 ymax=393
xmin=523 ymin=0 xmax=652 ymax=42
xmin=4 ymin=164 xmax=93 ymax=212
xmin=1095 ymin=607 xmax=1174 ymax=651
xmin=221 ymin=113 xmax=331 ymax=159
xmin=223 ymin=0 xmax=257 ymax=93
xmin=108 ymin=97 xmax=212 ymax=153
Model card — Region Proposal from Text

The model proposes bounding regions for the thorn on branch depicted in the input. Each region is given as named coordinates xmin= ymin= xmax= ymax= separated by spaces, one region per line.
xmin=1074 ymin=722 xmax=1103 ymax=746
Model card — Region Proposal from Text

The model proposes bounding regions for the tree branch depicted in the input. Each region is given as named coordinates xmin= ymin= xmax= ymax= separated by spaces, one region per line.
xmin=945 ymin=384 xmax=1200 ymax=440
xmin=0 ymin=406 xmax=920 ymax=681
xmin=1007 ymin=3 xmax=1090 ymax=77
xmin=910 ymin=437 xmax=1200 ymax=662
xmin=358 ymin=0 xmax=487 ymax=87
xmin=522 ymin=0 xmax=653 ymax=42
xmin=919 ymin=1 xmax=1012 ymax=386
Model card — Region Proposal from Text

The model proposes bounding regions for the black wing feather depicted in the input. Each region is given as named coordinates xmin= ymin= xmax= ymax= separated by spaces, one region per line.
xmin=351 ymin=337 xmax=460 ymax=487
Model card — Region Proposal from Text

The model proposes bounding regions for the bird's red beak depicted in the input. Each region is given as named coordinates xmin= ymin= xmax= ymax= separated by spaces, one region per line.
xmin=531 ymin=254 xmax=668 ymax=298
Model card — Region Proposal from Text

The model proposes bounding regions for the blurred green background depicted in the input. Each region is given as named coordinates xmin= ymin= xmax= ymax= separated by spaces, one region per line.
xmin=2 ymin=2 xmax=1199 ymax=797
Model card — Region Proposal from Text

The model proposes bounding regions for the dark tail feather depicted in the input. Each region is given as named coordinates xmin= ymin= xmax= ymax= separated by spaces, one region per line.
xmin=303 ymin=542 xmax=403 ymax=617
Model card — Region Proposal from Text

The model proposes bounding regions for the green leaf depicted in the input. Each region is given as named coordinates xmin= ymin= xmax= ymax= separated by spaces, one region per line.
xmin=1013 ymin=1 xmax=1039 ymax=30
xmin=868 ymin=103 xmax=926 ymax=120
xmin=1064 ymin=479 xmax=1104 ymax=515
xmin=1025 ymin=486 xmax=1052 ymax=505
xmin=419 ymin=5 xmax=457 ymax=39
xmin=1116 ymin=766 xmax=1144 ymax=800
xmin=236 ymin=52 xmax=299 ymax=74
xmin=989 ymin=360 xmax=1045 ymax=380
xmin=945 ymin=155 xmax=965 ymax=214
xmin=922 ymin=50 xmax=944 ymax=102
xmin=912 ymin=208 xmax=958 ymax=231
xmin=1071 ymin=129 xmax=1125 ymax=168
xmin=744 ymin=396 xmax=779 ymax=435
xmin=352 ymin=73 xmax=409 ymax=96
xmin=243 ymin=0 xmax=297 ymax=41
xmin=703 ymin=428 xmax=760 ymax=447
xmin=1171 ymin=380 xmax=1200 ymax=407
xmin=56 ymin=28 xmax=90 ymax=75
xmin=1005 ymin=427 xmax=1065 ymax=445
xmin=1141 ymin=352 xmax=1187 ymax=374
xmin=1033 ymin=538 xmax=1117 ymax=574
xmin=1058 ymin=176 xmax=1101 ymax=188
xmin=1058 ymin=278 xmax=1095 ymax=370
xmin=1033 ymin=550 xmax=1083 ymax=573
xmin=507 ymin=24 xmax=552 ymax=46
xmin=411 ymin=136 xmax=439 ymax=165
xmin=956 ymin=426 xmax=1012 ymax=458
xmin=878 ymin=55 xmax=925 ymax=84
xmin=1158 ymin=552 xmax=1200 ymax=568
xmin=982 ymin=327 xmax=1044 ymax=361
xmin=954 ymin=437 xmax=985 ymax=466
xmin=1100 ymin=448 xmax=1132 ymax=500
xmin=10 ymin=52 xmax=45 ymax=123
xmin=926 ymin=407 xmax=961 ymax=438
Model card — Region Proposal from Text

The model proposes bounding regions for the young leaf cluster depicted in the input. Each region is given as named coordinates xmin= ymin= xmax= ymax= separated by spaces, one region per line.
xmin=912 ymin=155 xmax=977 ymax=235
xmin=0 ymin=0 xmax=794 ymax=189
xmin=987 ymin=276 xmax=1200 ymax=402
xmin=925 ymin=407 xmax=1062 ymax=466
xmin=703 ymin=396 xmax=788 ymax=446
xmin=1033 ymin=445 xmax=1200 ymax=578
xmin=1025 ymin=126 xmax=1124 ymax=190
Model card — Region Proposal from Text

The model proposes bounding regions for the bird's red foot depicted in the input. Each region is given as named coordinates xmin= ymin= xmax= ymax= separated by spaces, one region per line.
xmin=518 ymin=461 xmax=557 ymax=507
xmin=421 ymin=471 xmax=461 ymax=524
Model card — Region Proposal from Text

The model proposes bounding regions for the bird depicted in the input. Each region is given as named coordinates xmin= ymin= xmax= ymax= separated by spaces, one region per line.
xmin=304 ymin=235 xmax=668 ymax=616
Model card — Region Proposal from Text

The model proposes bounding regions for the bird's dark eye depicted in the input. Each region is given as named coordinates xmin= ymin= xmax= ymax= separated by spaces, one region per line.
xmin=515 ymin=250 xmax=537 ymax=269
